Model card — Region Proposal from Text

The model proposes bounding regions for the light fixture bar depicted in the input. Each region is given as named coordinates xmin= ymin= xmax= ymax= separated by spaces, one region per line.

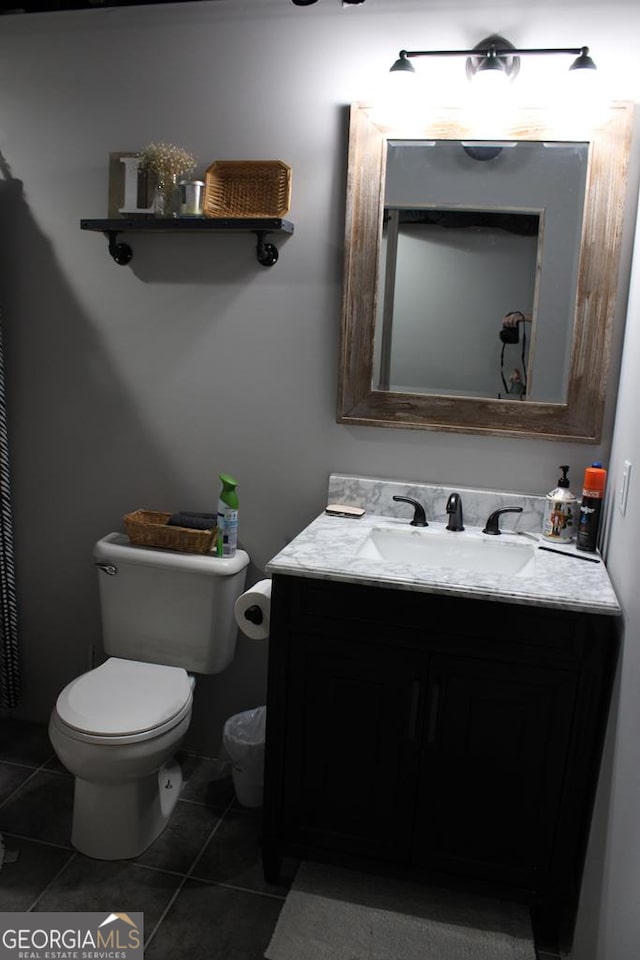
xmin=398 ymin=46 xmax=591 ymax=59
xmin=390 ymin=39 xmax=596 ymax=78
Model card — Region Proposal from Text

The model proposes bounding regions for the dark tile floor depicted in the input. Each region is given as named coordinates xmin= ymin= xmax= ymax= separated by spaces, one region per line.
xmin=0 ymin=718 xmax=296 ymax=959
xmin=0 ymin=719 xmax=565 ymax=960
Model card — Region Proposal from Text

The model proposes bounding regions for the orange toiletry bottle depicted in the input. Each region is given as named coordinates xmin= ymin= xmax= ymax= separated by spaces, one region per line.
xmin=576 ymin=462 xmax=607 ymax=552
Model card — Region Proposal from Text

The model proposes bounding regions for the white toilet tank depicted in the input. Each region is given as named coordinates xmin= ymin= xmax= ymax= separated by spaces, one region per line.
xmin=94 ymin=533 xmax=250 ymax=674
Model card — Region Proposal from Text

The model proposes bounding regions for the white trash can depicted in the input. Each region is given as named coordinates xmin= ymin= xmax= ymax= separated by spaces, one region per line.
xmin=223 ymin=706 xmax=266 ymax=808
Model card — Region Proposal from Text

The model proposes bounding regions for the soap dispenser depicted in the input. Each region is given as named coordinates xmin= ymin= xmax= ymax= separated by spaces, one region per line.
xmin=542 ymin=465 xmax=577 ymax=543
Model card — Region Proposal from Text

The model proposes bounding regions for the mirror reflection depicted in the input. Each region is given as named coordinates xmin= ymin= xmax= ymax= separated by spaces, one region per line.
xmin=338 ymin=103 xmax=633 ymax=441
xmin=375 ymin=140 xmax=589 ymax=403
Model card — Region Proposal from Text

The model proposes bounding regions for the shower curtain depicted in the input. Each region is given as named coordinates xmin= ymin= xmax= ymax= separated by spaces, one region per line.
xmin=0 ymin=311 xmax=19 ymax=710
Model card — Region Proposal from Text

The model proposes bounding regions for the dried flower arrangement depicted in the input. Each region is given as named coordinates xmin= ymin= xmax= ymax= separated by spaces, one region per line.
xmin=139 ymin=142 xmax=198 ymax=185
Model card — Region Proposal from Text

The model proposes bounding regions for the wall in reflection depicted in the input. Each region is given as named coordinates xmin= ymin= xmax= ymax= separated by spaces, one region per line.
xmin=377 ymin=139 xmax=589 ymax=402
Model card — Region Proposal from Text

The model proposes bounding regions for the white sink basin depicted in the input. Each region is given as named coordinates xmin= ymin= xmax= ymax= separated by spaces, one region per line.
xmin=356 ymin=526 xmax=536 ymax=577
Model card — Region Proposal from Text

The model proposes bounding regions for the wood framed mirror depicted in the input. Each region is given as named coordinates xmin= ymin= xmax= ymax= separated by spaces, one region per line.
xmin=338 ymin=101 xmax=633 ymax=441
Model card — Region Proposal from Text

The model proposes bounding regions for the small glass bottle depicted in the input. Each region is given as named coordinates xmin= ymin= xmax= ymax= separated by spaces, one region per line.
xmin=179 ymin=180 xmax=205 ymax=217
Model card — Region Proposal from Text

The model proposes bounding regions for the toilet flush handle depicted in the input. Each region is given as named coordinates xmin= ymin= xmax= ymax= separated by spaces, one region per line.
xmin=95 ymin=562 xmax=117 ymax=576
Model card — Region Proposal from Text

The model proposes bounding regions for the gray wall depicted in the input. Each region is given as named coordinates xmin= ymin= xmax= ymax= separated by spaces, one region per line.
xmin=387 ymin=226 xmax=538 ymax=397
xmin=573 ymin=180 xmax=640 ymax=960
xmin=384 ymin=139 xmax=587 ymax=400
xmin=0 ymin=2 xmax=639 ymax=956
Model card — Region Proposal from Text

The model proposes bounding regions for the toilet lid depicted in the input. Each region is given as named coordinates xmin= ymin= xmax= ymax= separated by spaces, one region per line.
xmin=55 ymin=658 xmax=193 ymax=737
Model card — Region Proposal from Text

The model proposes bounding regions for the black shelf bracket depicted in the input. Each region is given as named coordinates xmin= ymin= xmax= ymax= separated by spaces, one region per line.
xmin=106 ymin=231 xmax=133 ymax=266
xmin=255 ymin=231 xmax=279 ymax=267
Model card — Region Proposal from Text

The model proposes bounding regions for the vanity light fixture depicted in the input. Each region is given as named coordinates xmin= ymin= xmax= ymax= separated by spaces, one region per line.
xmin=390 ymin=34 xmax=596 ymax=86
xmin=292 ymin=0 xmax=365 ymax=5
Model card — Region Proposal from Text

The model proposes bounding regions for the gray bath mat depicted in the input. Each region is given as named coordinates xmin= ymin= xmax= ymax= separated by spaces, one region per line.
xmin=265 ymin=862 xmax=536 ymax=960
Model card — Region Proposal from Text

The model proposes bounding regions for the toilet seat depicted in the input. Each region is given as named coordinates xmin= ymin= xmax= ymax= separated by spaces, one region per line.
xmin=55 ymin=657 xmax=193 ymax=744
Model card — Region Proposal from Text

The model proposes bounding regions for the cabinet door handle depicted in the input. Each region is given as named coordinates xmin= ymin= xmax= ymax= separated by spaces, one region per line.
xmin=427 ymin=682 xmax=441 ymax=744
xmin=407 ymin=680 xmax=421 ymax=741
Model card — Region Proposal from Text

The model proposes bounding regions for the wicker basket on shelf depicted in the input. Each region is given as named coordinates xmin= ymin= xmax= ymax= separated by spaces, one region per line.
xmin=203 ymin=160 xmax=291 ymax=219
xmin=123 ymin=509 xmax=216 ymax=555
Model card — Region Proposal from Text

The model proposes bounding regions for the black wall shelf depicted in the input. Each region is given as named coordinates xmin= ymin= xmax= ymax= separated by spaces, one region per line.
xmin=80 ymin=217 xmax=295 ymax=267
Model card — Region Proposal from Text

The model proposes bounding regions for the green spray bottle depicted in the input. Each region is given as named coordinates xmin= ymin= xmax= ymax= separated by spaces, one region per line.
xmin=216 ymin=474 xmax=239 ymax=558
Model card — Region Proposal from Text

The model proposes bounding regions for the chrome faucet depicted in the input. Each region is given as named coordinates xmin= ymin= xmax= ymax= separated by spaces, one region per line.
xmin=445 ymin=492 xmax=464 ymax=531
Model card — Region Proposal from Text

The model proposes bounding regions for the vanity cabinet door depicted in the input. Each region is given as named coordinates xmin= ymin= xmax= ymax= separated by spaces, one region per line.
xmin=413 ymin=654 xmax=578 ymax=889
xmin=280 ymin=632 xmax=426 ymax=862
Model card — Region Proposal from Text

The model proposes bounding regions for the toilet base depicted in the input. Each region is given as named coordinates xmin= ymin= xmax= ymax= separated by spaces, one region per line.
xmin=71 ymin=759 xmax=183 ymax=859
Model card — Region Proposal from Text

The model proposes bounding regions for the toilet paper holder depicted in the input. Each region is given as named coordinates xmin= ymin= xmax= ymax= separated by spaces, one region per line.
xmin=234 ymin=579 xmax=271 ymax=640
xmin=244 ymin=605 xmax=264 ymax=625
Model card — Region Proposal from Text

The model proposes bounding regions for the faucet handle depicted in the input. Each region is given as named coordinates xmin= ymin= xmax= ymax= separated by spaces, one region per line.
xmin=393 ymin=496 xmax=428 ymax=527
xmin=482 ymin=506 xmax=523 ymax=536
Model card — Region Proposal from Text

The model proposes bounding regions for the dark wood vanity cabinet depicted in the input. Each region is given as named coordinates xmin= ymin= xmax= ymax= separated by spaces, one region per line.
xmin=262 ymin=574 xmax=618 ymax=947
xmin=413 ymin=654 xmax=578 ymax=887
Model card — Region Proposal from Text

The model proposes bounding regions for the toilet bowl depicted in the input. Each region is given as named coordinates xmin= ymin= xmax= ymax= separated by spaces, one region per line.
xmin=49 ymin=534 xmax=249 ymax=860
xmin=49 ymin=657 xmax=194 ymax=860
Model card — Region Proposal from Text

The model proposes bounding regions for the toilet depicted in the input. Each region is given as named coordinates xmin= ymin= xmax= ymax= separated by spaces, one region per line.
xmin=49 ymin=532 xmax=249 ymax=860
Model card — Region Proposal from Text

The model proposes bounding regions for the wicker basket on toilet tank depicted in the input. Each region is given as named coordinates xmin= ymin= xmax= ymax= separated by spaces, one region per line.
xmin=123 ymin=509 xmax=216 ymax=555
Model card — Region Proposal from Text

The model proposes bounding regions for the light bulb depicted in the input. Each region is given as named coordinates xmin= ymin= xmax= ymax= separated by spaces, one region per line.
xmin=549 ymin=65 xmax=610 ymax=136
xmin=463 ymin=67 xmax=515 ymax=137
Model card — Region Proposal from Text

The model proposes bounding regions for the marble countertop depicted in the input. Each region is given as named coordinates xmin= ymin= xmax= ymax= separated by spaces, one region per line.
xmin=266 ymin=511 xmax=621 ymax=617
